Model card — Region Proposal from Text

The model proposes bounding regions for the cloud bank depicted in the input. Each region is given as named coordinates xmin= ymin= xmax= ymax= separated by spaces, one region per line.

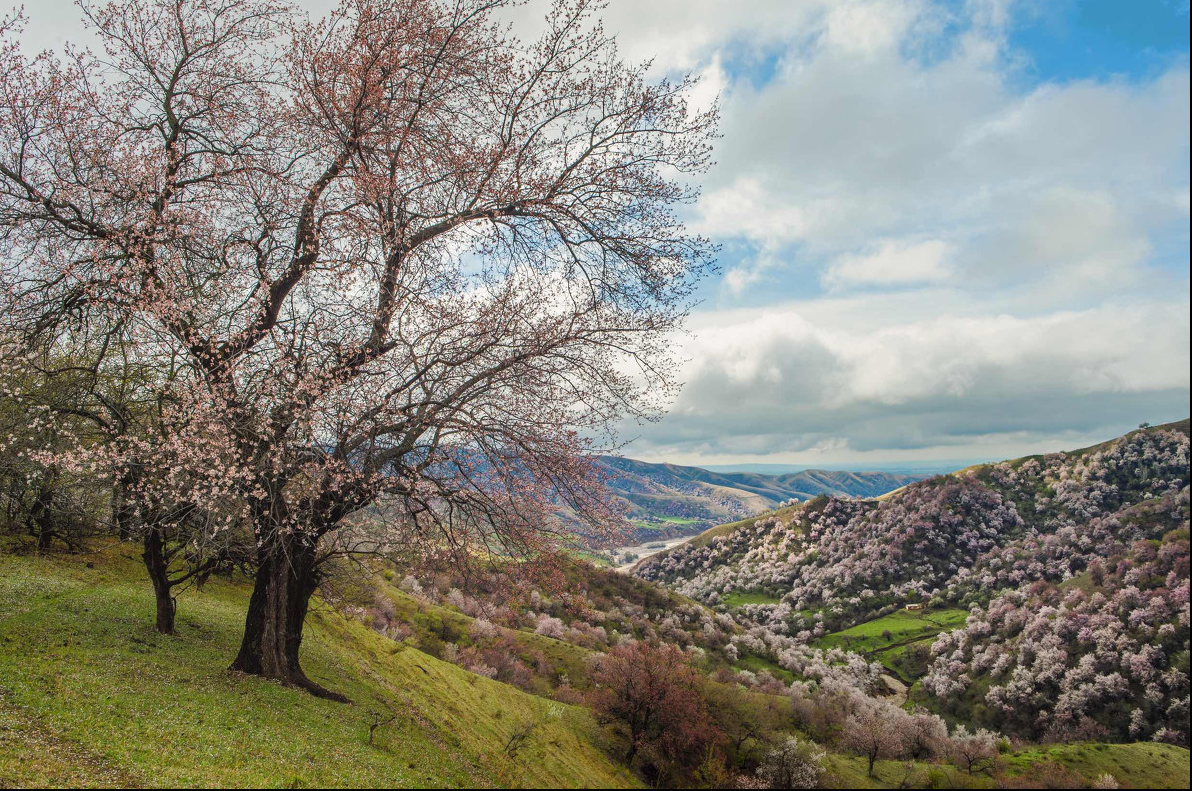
xmin=598 ymin=0 xmax=1190 ymax=463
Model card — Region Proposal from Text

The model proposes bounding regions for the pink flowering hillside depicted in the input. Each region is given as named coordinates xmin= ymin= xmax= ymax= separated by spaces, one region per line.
xmin=637 ymin=421 xmax=1190 ymax=745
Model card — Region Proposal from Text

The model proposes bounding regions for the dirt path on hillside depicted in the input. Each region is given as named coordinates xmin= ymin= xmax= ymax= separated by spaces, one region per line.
xmin=878 ymin=674 xmax=908 ymax=707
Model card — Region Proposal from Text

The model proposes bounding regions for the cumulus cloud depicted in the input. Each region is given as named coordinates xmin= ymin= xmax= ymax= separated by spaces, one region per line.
xmin=690 ymin=3 xmax=1189 ymax=305
xmin=602 ymin=0 xmax=1190 ymax=462
xmin=627 ymin=297 xmax=1190 ymax=463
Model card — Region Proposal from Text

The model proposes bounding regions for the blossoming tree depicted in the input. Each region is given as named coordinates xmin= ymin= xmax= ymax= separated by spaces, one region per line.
xmin=0 ymin=0 xmax=716 ymax=698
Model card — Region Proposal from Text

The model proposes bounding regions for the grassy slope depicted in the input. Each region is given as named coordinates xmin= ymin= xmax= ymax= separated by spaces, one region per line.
xmin=721 ymin=591 xmax=782 ymax=608
xmin=372 ymin=581 xmax=597 ymax=691
xmin=822 ymin=742 xmax=1189 ymax=789
xmin=814 ymin=609 xmax=968 ymax=652
xmin=816 ymin=608 xmax=966 ymax=652
xmin=1002 ymin=742 xmax=1190 ymax=788
xmin=0 ymin=543 xmax=637 ymax=789
xmin=3 ymin=543 xmax=1187 ymax=790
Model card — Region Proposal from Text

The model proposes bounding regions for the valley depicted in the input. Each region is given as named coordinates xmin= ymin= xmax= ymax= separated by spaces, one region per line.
xmin=597 ymin=456 xmax=921 ymax=545
xmin=2 ymin=421 xmax=1188 ymax=788
xmin=636 ymin=419 xmax=1191 ymax=751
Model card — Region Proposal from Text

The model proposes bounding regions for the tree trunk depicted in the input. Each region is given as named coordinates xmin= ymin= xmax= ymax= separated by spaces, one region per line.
xmin=30 ymin=481 xmax=55 ymax=550
xmin=229 ymin=535 xmax=348 ymax=703
xmin=142 ymin=528 xmax=176 ymax=634
xmin=112 ymin=476 xmax=137 ymax=541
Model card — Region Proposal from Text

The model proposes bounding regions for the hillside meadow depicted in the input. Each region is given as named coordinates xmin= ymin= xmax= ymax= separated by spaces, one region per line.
xmin=0 ymin=543 xmax=636 ymax=789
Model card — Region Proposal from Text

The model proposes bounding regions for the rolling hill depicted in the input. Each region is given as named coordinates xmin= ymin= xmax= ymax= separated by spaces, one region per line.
xmin=3 ymin=524 xmax=1188 ymax=789
xmin=596 ymin=456 xmax=920 ymax=538
xmin=635 ymin=419 xmax=1191 ymax=746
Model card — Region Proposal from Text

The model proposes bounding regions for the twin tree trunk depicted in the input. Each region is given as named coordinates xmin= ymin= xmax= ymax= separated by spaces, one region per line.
xmin=229 ymin=533 xmax=348 ymax=703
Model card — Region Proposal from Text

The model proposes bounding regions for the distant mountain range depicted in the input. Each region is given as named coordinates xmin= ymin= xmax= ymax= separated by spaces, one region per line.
xmin=700 ymin=460 xmax=985 ymax=476
xmin=596 ymin=456 xmax=921 ymax=539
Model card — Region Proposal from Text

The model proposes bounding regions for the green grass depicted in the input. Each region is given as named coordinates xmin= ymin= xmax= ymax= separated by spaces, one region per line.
xmin=821 ymin=743 xmax=1190 ymax=789
xmin=373 ymin=581 xmax=598 ymax=692
xmin=4 ymin=544 xmax=1187 ymax=790
xmin=1001 ymin=742 xmax=1189 ymax=789
xmin=629 ymin=515 xmax=702 ymax=533
xmin=732 ymin=653 xmax=795 ymax=683
xmin=821 ymin=755 xmax=986 ymax=789
xmin=0 ymin=543 xmax=637 ymax=789
xmin=721 ymin=591 xmax=782 ymax=608
xmin=568 ymin=548 xmax=613 ymax=568
xmin=814 ymin=608 xmax=968 ymax=656
xmin=814 ymin=609 xmax=969 ymax=682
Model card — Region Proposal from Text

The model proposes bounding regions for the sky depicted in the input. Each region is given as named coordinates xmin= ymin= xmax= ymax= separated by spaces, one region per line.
xmin=9 ymin=0 xmax=1191 ymax=469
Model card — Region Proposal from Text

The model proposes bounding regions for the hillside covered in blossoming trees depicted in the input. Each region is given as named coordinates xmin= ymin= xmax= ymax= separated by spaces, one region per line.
xmin=636 ymin=421 xmax=1191 ymax=747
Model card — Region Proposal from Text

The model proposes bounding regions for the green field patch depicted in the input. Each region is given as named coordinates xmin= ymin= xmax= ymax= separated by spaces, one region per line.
xmin=631 ymin=515 xmax=702 ymax=531
xmin=821 ymin=743 xmax=1190 ymax=789
xmin=732 ymin=653 xmax=796 ymax=683
xmin=1002 ymin=742 xmax=1189 ymax=789
xmin=870 ymin=638 xmax=939 ymax=682
xmin=1058 ymin=570 xmax=1100 ymax=594
xmin=814 ymin=608 xmax=969 ymax=657
xmin=722 ymin=591 xmax=783 ymax=608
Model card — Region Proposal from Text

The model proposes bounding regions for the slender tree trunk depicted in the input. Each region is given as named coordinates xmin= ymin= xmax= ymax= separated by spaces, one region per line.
xmin=112 ymin=475 xmax=137 ymax=541
xmin=30 ymin=480 xmax=55 ymax=550
xmin=626 ymin=716 xmax=644 ymax=763
xmin=141 ymin=528 xmax=176 ymax=634
xmin=229 ymin=533 xmax=347 ymax=702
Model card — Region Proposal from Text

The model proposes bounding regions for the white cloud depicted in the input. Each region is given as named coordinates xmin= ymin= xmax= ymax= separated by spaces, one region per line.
xmin=627 ymin=295 xmax=1190 ymax=462
xmin=694 ymin=178 xmax=808 ymax=245
xmin=822 ymin=0 xmax=927 ymax=58
xmin=689 ymin=5 xmax=1189 ymax=305
xmin=824 ymin=239 xmax=951 ymax=288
